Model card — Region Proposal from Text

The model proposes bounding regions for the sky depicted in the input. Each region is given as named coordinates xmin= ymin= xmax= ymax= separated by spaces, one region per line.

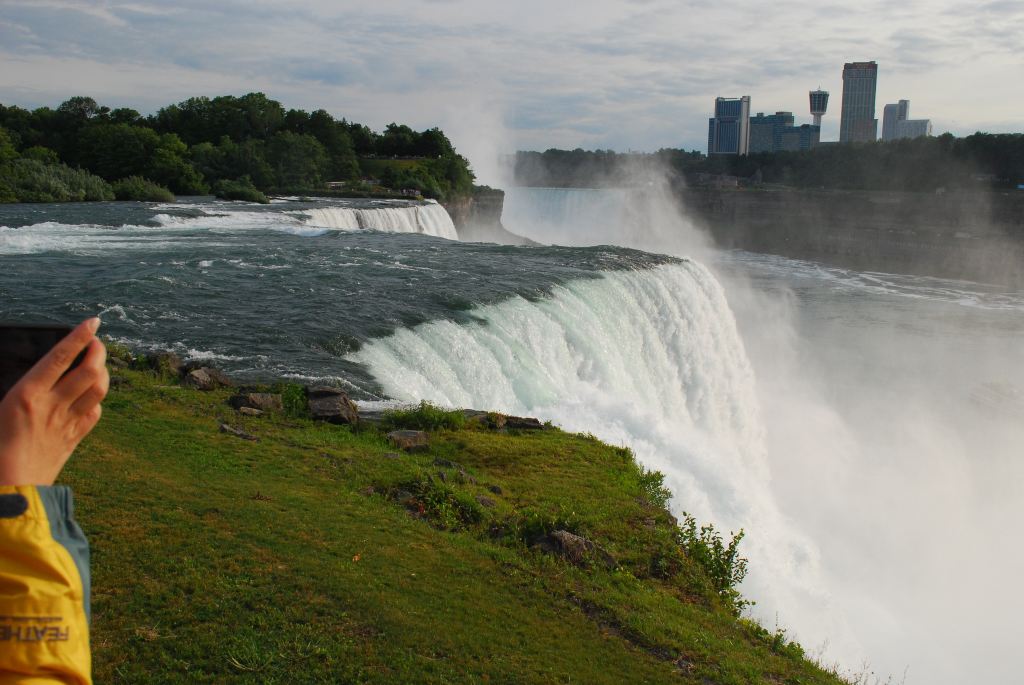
xmin=0 ymin=0 xmax=1022 ymax=183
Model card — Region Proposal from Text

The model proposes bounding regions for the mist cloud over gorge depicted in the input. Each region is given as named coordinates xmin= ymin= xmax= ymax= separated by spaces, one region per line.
xmin=498 ymin=180 xmax=1024 ymax=684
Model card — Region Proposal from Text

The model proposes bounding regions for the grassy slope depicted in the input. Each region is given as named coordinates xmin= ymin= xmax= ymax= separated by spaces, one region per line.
xmin=64 ymin=367 xmax=845 ymax=684
xmin=358 ymin=158 xmax=423 ymax=178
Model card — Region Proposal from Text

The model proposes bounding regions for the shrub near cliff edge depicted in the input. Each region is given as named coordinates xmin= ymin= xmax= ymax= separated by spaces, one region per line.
xmin=111 ymin=175 xmax=175 ymax=202
xmin=0 ymin=157 xmax=113 ymax=203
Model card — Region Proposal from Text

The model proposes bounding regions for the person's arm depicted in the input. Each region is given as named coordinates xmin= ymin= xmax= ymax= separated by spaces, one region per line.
xmin=0 ymin=318 xmax=108 ymax=684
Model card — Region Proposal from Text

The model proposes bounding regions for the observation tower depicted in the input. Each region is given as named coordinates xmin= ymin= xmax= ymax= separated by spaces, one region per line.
xmin=809 ymin=89 xmax=829 ymax=127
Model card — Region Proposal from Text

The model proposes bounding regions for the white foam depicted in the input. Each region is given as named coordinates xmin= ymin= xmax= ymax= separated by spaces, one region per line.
xmin=0 ymin=222 xmax=176 ymax=254
xmin=303 ymin=203 xmax=459 ymax=240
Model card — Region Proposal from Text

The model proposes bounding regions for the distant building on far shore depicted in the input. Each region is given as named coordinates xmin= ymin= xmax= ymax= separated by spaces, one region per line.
xmin=839 ymin=61 xmax=878 ymax=143
xmin=779 ymin=124 xmax=821 ymax=152
xmin=809 ymin=89 xmax=829 ymax=127
xmin=749 ymin=112 xmax=794 ymax=153
xmin=708 ymin=96 xmax=751 ymax=155
xmin=882 ymin=99 xmax=932 ymax=140
xmin=882 ymin=99 xmax=910 ymax=140
xmin=895 ymin=118 xmax=933 ymax=139
xmin=749 ymin=112 xmax=820 ymax=153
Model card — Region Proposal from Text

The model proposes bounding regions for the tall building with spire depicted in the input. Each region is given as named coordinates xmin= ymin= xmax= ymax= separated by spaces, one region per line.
xmin=707 ymin=96 xmax=751 ymax=155
xmin=839 ymin=61 xmax=878 ymax=143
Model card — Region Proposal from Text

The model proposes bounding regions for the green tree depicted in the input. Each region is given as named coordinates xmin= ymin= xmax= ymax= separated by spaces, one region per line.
xmin=147 ymin=133 xmax=207 ymax=194
xmin=73 ymin=123 xmax=161 ymax=179
xmin=56 ymin=96 xmax=102 ymax=123
xmin=416 ymin=127 xmax=455 ymax=158
xmin=305 ymin=110 xmax=359 ymax=180
xmin=189 ymin=136 xmax=272 ymax=189
xmin=377 ymin=123 xmax=417 ymax=156
xmin=0 ymin=127 xmax=18 ymax=164
xmin=108 ymin=108 xmax=142 ymax=125
xmin=342 ymin=120 xmax=376 ymax=155
xmin=0 ymin=105 xmax=38 ymax=149
xmin=266 ymin=131 xmax=327 ymax=188
xmin=153 ymin=93 xmax=286 ymax=144
xmin=21 ymin=146 xmax=59 ymax=165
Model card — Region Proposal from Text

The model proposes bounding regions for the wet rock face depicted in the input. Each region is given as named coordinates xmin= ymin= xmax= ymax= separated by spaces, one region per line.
xmin=505 ymin=415 xmax=544 ymax=430
xmin=462 ymin=410 xmax=546 ymax=431
xmin=229 ymin=393 xmax=283 ymax=413
xmin=307 ymin=386 xmax=359 ymax=425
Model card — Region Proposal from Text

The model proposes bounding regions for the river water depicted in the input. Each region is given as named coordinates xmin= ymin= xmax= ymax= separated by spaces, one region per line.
xmin=2 ymin=190 xmax=1022 ymax=684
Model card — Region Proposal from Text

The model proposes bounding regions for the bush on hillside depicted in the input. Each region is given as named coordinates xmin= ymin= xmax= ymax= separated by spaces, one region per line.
xmin=677 ymin=513 xmax=749 ymax=615
xmin=0 ymin=158 xmax=114 ymax=202
xmin=0 ymin=179 xmax=16 ymax=203
xmin=112 ymin=175 xmax=175 ymax=202
xmin=382 ymin=401 xmax=466 ymax=431
xmin=212 ymin=176 xmax=269 ymax=204
xmin=21 ymin=146 xmax=60 ymax=165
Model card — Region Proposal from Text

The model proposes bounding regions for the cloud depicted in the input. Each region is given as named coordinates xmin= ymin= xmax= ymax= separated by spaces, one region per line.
xmin=0 ymin=0 xmax=1020 ymax=162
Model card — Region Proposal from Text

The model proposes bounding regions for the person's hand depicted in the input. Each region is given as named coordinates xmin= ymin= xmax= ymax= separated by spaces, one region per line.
xmin=0 ymin=318 xmax=109 ymax=485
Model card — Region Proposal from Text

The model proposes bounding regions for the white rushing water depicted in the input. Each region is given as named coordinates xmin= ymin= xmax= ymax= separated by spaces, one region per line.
xmin=351 ymin=260 xmax=835 ymax=661
xmin=0 ymin=200 xmax=460 ymax=254
xmin=354 ymin=185 xmax=1024 ymax=684
xmin=302 ymin=201 xmax=459 ymax=240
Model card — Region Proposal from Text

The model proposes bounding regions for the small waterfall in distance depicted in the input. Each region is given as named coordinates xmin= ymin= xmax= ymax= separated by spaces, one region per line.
xmin=304 ymin=201 xmax=458 ymax=240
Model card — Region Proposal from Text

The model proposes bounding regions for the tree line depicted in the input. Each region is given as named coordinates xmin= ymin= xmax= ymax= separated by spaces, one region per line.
xmin=0 ymin=93 xmax=474 ymax=203
xmin=514 ymin=133 xmax=1024 ymax=192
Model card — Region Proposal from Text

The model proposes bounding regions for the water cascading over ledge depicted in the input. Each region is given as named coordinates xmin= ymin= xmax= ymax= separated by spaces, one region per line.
xmin=303 ymin=202 xmax=459 ymax=240
xmin=349 ymin=260 xmax=831 ymax=650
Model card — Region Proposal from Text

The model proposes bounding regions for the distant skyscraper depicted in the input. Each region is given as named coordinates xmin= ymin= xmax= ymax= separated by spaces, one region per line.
xmin=839 ymin=61 xmax=878 ymax=143
xmin=882 ymin=99 xmax=910 ymax=141
xmin=708 ymin=96 xmax=751 ymax=155
xmin=749 ymin=112 xmax=794 ymax=153
xmin=809 ymin=89 xmax=829 ymax=127
xmin=896 ymin=99 xmax=909 ymax=122
xmin=882 ymin=104 xmax=899 ymax=141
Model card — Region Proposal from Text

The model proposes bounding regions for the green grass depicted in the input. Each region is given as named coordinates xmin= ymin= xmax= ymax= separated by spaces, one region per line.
xmin=64 ymin=366 xmax=847 ymax=684
xmin=358 ymin=158 xmax=423 ymax=177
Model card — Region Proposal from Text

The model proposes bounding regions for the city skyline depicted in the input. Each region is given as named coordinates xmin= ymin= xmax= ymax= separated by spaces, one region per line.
xmin=0 ymin=1 xmax=1022 ymax=183
xmin=708 ymin=58 xmax=952 ymax=151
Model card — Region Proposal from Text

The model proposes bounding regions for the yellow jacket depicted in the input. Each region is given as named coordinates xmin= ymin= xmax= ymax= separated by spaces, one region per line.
xmin=0 ymin=486 xmax=90 ymax=684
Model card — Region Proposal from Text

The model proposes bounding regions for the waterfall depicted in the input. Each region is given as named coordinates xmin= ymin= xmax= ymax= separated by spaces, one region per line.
xmin=350 ymin=261 xmax=835 ymax=649
xmin=304 ymin=202 xmax=458 ymax=240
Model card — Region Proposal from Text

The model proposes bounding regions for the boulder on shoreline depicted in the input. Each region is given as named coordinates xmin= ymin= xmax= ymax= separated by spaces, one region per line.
xmin=387 ymin=430 xmax=428 ymax=452
xmin=229 ymin=392 xmax=284 ymax=413
xmin=183 ymin=367 xmax=233 ymax=391
xmin=307 ymin=386 xmax=359 ymax=425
